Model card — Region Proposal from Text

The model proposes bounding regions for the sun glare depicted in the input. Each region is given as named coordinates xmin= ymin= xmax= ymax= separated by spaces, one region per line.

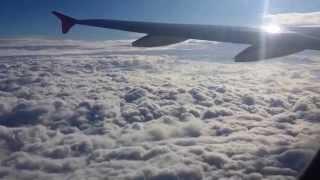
xmin=262 ymin=24 xmax=282 ymax=34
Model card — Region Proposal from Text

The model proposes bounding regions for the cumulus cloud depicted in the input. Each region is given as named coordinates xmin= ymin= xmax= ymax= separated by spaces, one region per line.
xmin=0 ymin=38 xmax=319 ymax=180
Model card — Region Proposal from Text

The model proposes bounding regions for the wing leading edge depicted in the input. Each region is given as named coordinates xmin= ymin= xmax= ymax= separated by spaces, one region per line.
xmin=52 ymin=11 xmax=320 ymax=61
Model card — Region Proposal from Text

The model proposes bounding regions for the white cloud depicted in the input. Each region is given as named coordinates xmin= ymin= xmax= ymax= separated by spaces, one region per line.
xmin=0 ymin=39 xmax=319 ymax=179
xmin=266 ymin=11 xmax=320 ymax=26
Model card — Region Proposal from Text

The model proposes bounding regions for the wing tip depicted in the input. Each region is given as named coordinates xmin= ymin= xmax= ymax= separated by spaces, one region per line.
xmin=52 ymin=11 xmax=76 ymax=34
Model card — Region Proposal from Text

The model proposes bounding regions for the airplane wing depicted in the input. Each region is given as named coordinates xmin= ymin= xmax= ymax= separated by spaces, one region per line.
xmin=52 ymin=11 xmax=320 ymax=61
xmin=286 ymin=26 xmax=320 ymax=38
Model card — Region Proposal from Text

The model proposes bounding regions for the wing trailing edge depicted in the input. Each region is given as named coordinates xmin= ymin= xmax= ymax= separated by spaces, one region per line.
xmin=132 ymin=35 xmax=187 ymax=47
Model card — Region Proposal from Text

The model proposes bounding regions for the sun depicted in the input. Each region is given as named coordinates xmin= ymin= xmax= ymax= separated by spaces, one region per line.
xmin=262 ymin=24 xmax=282 ymax=34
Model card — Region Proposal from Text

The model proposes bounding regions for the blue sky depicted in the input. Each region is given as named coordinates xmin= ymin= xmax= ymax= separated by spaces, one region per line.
xmin=1 ymin=0 xmax=320 ymax=40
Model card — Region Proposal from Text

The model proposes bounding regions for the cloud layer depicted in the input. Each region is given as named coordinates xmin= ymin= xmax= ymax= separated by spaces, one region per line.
xmin=266 ymin=11 xmax=320 ymax=26
xmin=0 ymin=39 xmax=319 ymax=180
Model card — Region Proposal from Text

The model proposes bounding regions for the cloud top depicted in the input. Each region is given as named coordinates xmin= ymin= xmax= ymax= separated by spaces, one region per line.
xmin=0 ymin=39 xmax=319 ymax=180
